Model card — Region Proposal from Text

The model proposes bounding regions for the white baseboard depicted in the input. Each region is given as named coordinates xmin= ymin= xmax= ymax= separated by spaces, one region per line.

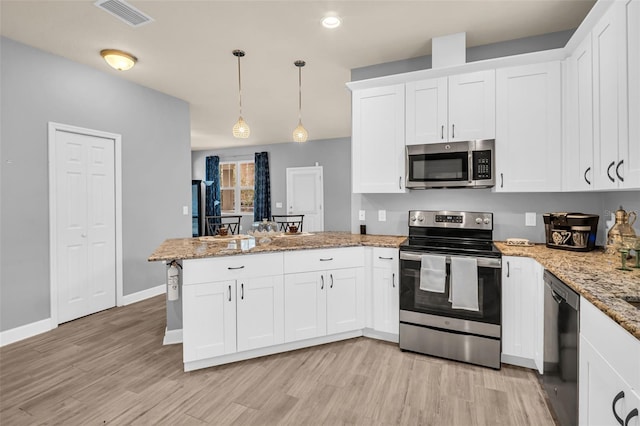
xmin=122 ymin=284 xmax=165 ymax=306
xmin=363 ymin=328 xmax=399 ymax=343
xmin=163 ymin=328 xmax=183 ymax=345
xmin=0 ymin=318 xmax=53 ymax=347
xmin=501 ymin=353 xmax=538 ymax=371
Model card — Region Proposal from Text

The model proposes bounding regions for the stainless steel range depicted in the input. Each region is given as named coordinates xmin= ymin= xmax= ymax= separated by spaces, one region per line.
xmin=399 ymin=210 xmax=502 ymax=369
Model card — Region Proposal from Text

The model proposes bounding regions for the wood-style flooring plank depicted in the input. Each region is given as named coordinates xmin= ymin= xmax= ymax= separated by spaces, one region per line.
xmin=0 ymin=295 xmax=556 ymax=425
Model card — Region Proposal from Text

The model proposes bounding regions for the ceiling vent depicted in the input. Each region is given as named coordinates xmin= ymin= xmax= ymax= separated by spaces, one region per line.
xmin=94 ymin=0 xmax=154 ymax=27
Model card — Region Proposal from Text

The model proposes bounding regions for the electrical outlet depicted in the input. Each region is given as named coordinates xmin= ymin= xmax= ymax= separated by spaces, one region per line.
xmin=525 ymin=212 xmax=536 ymax=227
xmin=359 ymin=210 xmax=366 ymax=221
xmin=182 ymin=206 xmax=189 ymax=215
xmin=378 ymin=210 xmax=386 ymax=222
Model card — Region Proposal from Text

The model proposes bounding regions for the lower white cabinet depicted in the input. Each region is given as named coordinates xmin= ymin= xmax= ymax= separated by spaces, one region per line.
xmin=284 ymin=267 xmax=365 ymax=343
xmin=371 ymin=248 xmax=399 ymax=336
xmin=236 ymin=275 xmax=284 ymax=352
xmin=501 ymin=256 xmax=544 ymax=372
xmin=579 ymin=298 xmax=640 ymax=426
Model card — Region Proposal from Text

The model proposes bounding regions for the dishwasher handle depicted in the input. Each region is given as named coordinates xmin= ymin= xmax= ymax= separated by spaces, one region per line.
xmin=544 ymin=270 xmax=580 ymax=311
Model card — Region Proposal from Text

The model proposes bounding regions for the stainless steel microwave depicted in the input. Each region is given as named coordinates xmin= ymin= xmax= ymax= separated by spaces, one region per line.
xmin=406 ymin=139 xmax=495 ymax=189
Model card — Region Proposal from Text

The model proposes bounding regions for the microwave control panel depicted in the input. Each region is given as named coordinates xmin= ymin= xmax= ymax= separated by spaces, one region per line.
xmin=473 ymin=150 xmax=492 ymax=180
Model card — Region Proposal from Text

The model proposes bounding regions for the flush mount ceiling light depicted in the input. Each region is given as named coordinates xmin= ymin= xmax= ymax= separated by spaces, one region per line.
xmin=232 ymin=49 xmax=250 ymax=139
xmin=321 ymin=15 xmax=341 ymax=29
xmin=292 ymin=60 xmax=308 ymax=143
xmin=100 ymin=49 xmax=137 ymax=71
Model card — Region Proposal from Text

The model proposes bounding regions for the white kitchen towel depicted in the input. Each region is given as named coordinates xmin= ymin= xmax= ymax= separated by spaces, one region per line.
xmin=450 ymin=256 xmax=479 ymax=311
xmin=419 ymin=255 xmax=447 ymax=293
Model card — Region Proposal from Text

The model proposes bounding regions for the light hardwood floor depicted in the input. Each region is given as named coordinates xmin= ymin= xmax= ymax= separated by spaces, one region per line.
xmin=0 ymin=295 xmax=555 ymax=425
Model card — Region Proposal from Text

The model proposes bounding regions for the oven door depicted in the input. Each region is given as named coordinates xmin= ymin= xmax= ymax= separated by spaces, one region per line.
xmin=406 ymin=142 xmax=471 ymax=188
xmin=399 ymin=251 xmax=501 ymax=325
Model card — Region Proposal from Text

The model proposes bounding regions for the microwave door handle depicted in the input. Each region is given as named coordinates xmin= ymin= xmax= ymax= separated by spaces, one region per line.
xmin=468 ymin=151 xmax=473 ymax=183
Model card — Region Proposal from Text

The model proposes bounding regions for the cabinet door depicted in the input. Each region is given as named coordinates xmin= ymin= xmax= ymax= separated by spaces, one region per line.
xmin=593 ymin=2 xmax=627 ymax=190
xmin=564 ymin=36 xmax=595 ymax=191
xmin=448 ymin=70 xmax=496 ymax=141
xmin=622 ymin=0 xmax=640 ymax=189
xmin=284 ymin=272 xmax=326 ymax=342
xmin=495 ymin=62 xmax=562 ymax=192
xmin=406 ymin=78 xmax=448 ymax=145
xmin=236 ymin=275 xmax=284 ymax=352
xmin=326 ymin=268 xmax=365 ymax=334
xmin=352 ymin=85 xmax=406 ymax=193
xmin=372 ymin=266 xmax=399 ymax=335
xmin=579 ymin=337 xmax=638 ymax=426
xmin=182 ymin=281 xmax=236 ymax=363
xmin=501 ymin=257 xmax=537 ymax=361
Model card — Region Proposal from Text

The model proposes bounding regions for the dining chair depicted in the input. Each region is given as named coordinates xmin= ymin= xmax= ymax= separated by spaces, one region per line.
xmin=205 ymin=215 xmax=242 ymax=236
xmin=271 ymin=214 xmax=304 ymax=232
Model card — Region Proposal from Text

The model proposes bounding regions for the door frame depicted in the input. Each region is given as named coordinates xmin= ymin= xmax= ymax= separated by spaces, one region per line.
xmin=286 ymin=166 xmax=324 ymax=232
xmin=47 ymin=122 xmax=123 ymax=327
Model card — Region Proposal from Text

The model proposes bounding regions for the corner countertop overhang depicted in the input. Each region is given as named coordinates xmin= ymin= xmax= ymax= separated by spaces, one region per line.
xmin=148 ymin=232 xmax=407 ymax=262
xmin=496 ymin=242 xmax=640 ymax=340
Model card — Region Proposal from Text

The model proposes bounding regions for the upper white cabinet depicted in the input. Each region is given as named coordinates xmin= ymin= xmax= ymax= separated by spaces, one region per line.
xmin=406 ymin=70 xmax=495 ymax=145
xmin=495 ymin=61 xmax=562 ymax=192
xmin=564 ymin=36 xmax=595 ymax=191
xmin=592 ymin=0 xmax=640 ymax=190
xmin=501 ymin=256 xmax=544 ymax=372
xmin=351 ymin=84 xmax=406 ymax=193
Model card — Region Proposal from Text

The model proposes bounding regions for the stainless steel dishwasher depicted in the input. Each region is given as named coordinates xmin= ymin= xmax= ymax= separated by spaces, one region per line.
xmin=543 ymin=270 xmax=580 ymax=426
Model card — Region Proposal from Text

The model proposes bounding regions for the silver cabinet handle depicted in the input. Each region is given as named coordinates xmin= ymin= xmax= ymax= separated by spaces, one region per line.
xmin=399 ymin=176 xmax=402 ymax=190
xmin=607 ymin=161 xmax=616 ymax=182
xmin=584 ymin=167 xmax=591 ymax=185
xmin=441 ymin=125 xmax=444 ymax=139
xmin=506 ymin=261 xmax=510 ymax=278
xmin=228 ymin=265 xmax=245 ymax=270
xmin=320 ymin=258 xmax=333 ymax=262
xmin=616 ymin=160 xmax=624 ymax=182
xmin=452 ymin=124 xmax=455 ymax=139
xmin=378 ymin=256 xmax=393 ymax=260
xmin=321 ymin=275 xmax=324 ymax=290
xmin=241 ymin=283 xmax=244 ymax=300
xmin=330 ymin=274 xmax=334 ymax=288
xmin=228 ymin=285 xmax=231 ymax=302
xmin=500 ymin=173 xmax=504 ymax=188
xmin=392 ymin=273 xmax=395 ymax=288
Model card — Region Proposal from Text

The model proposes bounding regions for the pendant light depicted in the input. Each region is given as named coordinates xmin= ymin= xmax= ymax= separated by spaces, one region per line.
xmin=232 ymin=50 xmax=250 ymax=138
xmin=293 ymin=60 xmax=308 ymax=143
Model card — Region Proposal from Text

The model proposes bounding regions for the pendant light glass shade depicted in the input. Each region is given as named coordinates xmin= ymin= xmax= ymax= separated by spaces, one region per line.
xmin=232 ymin=50 xmax=250 ymax=138
xmin=293 ymin=60 xmax=308 ymax=143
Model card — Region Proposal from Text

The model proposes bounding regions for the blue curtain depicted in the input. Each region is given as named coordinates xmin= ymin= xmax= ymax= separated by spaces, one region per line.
xmin=205 ymin=156 xmax=221 ymax=218
xmin=254 ymin=152 xmax=271 ymax=222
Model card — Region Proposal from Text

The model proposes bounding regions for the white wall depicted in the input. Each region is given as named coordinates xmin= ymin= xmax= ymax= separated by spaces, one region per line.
xmin=0 ymin=37 xmax=192 ymax=332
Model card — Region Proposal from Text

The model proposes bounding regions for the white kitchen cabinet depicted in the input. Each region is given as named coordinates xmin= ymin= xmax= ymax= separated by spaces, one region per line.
xmin=501 ymin=256 xmax=543 ymax=372
xmin=371 ymin=248 xmax=399 ymax=336
xmin=351 ymin=84 xmax=406 ymax=193
xmin=495 ymin=61 xmax=562 ymax=192
xmin=284 ymin=248 xmax=365 ymax=343
xmin=236 ymin=275 xmax=284 ymax=352
xmin=623 ymin=0 xmax=640 ymax=189
xmin=564 ymin=36 xmax=595 ymax=191
xmin=579 ymin=298 xmax=640 ymax=426
xmin=182 ymin=253 xmax=284 ymax=363
xmin=406 ymin=70 xmax=495 ymax=145
xmin=183 ymin=280 xmax=236 ymax=362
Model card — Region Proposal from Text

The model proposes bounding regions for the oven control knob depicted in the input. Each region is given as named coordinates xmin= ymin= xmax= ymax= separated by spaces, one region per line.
xmin=418 ymin=216 xmax=424 ymax=222
xmin=475 ymin=217 xmax=482 ymax=224
xmin=410 ymin=216 xmax=416 ymax=222
xmin=483 ymin=218 xmax=491 ymax=225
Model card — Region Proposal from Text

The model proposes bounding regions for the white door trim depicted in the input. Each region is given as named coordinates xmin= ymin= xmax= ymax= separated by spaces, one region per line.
xmin=48 ymin=122 xmax=123 ymax=328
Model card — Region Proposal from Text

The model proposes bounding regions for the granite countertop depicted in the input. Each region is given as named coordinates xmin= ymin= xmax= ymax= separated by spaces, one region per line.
xmin=496 ymin=242 xmax=640 ymax=340
xmin=148 ymin=232 xmax=407 ymax=262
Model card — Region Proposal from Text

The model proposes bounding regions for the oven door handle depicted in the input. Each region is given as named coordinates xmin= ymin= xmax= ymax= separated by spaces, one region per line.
xmin=400 ymin=251 xmax=502 ymax=269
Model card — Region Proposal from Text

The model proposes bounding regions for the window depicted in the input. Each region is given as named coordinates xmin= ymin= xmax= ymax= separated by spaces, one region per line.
xmin=220 ymin=161 xmax=254 ymax=214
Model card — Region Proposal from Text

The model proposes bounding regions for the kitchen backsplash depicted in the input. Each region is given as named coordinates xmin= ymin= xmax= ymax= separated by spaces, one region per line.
xmin=352 ymin=190 xmax=640 ymax=245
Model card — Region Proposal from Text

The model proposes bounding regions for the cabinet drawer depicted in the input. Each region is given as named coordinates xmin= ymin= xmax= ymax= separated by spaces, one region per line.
xmin=581 ymin=297 xmax=640 ymax=391
xmin=284 ymin=247 xmax=364 ymax=274
xmin=372 ymin=248 xmax=398 ymax=268
xmin=183 ymin=253 xmax=284 ymax=285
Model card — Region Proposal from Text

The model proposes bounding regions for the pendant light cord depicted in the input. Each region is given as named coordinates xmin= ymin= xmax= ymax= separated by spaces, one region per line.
xmin=237 ymin=55 xmax=243 ymax=116
xmin=298 ymin=66 xmax=302 ymax=122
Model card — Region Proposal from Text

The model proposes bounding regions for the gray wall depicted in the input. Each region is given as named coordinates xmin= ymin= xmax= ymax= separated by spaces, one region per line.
xmin=192 ymin=137 xmax=352 ymax=233
xmin=0 ymin=37 xmax=192 ymax=332
xmin=352 ymin=29 xmax=575 ymax=81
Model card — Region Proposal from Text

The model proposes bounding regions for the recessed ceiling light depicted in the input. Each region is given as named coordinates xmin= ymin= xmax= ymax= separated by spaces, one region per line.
xmin=321 ymin=15 xmax=341 ymax=29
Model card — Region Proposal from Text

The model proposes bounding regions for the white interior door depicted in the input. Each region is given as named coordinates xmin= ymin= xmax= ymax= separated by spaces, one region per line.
xmin=53 ymin=127 xmax=117 ymax=323
xmin=286 ymin=166 xmax=324 ymax=232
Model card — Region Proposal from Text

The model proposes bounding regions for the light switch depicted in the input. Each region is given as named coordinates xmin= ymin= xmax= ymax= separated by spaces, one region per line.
xmin=378 ymin=210 xmax=386 ymax=222
xmin=525 ymin=212 xmax=536 ymax=227
xmin=276 ymin=202 xmax=283 ymax=208
xmin=359 ymin=210 xmax=366 ymax=221
xmin=182 ymin=206 xmax=189 ymax=215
